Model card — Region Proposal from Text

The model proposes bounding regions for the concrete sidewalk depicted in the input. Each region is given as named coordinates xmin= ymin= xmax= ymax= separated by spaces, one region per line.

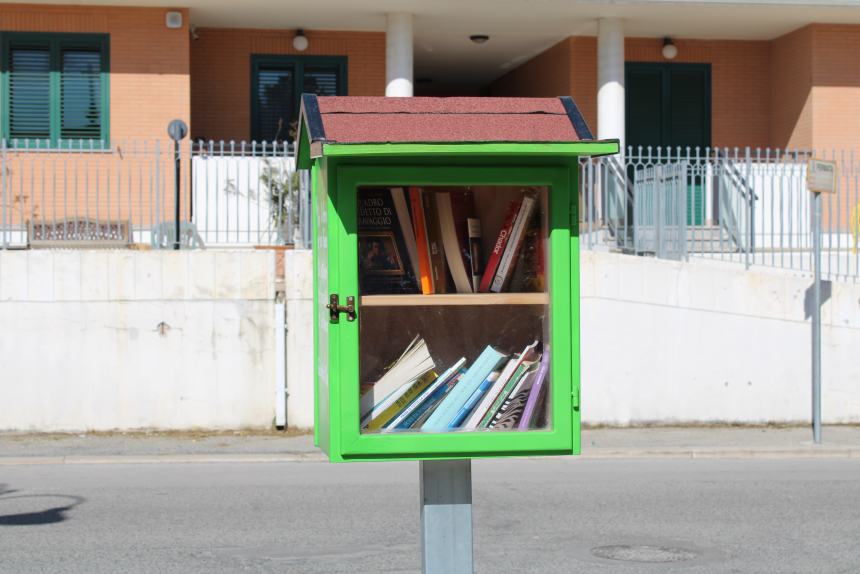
xmin=0 ymin=426 xmax=858 ymax=465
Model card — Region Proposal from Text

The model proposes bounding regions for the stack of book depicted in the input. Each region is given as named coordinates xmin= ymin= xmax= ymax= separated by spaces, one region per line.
xmin=358 ymin=187 xmax=544 ymax=295
xmin=360 ymin=337 xmax=549 ymax=433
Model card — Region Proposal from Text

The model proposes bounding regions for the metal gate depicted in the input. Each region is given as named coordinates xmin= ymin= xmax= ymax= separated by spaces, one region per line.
xmin=633 ymin=163 xmax=688 ymax=260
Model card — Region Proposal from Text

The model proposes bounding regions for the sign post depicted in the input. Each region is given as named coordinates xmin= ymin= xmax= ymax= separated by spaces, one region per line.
xmin=807 ymin=158 xmax=837 ymax=444
xmin=420 ymin=460 xmax=473 ymax=574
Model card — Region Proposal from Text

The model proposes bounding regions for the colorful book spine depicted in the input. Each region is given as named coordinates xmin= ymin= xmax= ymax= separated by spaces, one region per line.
xmin=479 ymin=200 xmax=520 ymax=293
xmin=436 ymin=190 xmax=475 ymax=294
xmin=447 ymin=370 xmax=500 ymax=429
xmin=518 ymin=348 xmax=550 ymax=430
xmin=422 ymin=191 xmax=449 ymax=294
xmin=410 ymin=187 xmax=434 ymax=295
xmin=478 ymin=360 xmax=532 ymax=428
xmin=467 ymin=217 xmax=483 ymax=293
xmin=491 ymin=193 xmax=537 ymax=293
xmin=386 ymin=359 xmax=466 ymax=431
xmin=422 ymin=346 xmax=507 ymax=432
xmin=365 ymin=370 xmax=437 ymax=432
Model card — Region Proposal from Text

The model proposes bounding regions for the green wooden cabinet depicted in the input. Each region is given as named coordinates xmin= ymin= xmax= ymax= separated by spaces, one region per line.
xmin=297 ymin=95 xmax=618 ymax=462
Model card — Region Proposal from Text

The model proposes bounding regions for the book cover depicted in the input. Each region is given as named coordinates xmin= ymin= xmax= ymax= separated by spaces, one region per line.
xmin=391 ymin=187 xmax=421 ymax=284
xmin=422 ymin=191 xmax=449 ymax=294
xmin=359 ymin=336 xmax=434 ymax=419
xmin=478 ymin=356 xmax=537 ymax=429
xmin=410 ymin=187 xmax=434 ymax=294
xmin=436 ymin=190 xmax=476 ymax=293
xmin=518 ymin=347 xmax=550 ymax=430
xmin=489 ymin=387 xmax=533 ymax=430
xmin=462 ymin=341 xmax=535 ymax=430
xmin=385 ymin=359 xmax=466 ymax=431
xmin=422 ymin=346 xmax=507 ymax=432
xmin=447 ymin=369 xmax=501 ymax=429
xmin=478 ymin=199 xmax=520 ymax=293
xmin=490 ymin=193 xmax=537 ymax=293
xmin=408 ymin=373 xmax=462 ymax=430
xmin=365 ymin=370 xmax=438 ymax=432
xmin=358 ymin=188 xmax=420 ymax=295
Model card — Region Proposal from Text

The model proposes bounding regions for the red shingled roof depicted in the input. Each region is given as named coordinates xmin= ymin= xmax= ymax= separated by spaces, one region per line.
xmin=306 ymin=96 xmax=589 ymax=145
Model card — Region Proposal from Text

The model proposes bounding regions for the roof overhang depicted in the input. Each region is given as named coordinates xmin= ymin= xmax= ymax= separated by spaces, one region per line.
xmin=296 ymin=94 xmax=620 ymax=169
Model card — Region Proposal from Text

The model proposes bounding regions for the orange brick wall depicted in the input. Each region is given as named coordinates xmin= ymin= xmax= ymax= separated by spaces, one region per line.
xmin=489 ymin=38 xmax=573 ymax=98
xmin=190 ymin=28 xmax=385 ymax=141
xmin=0 ymin=3 xmax=191 ymax=141
xmin=771 ymin=26 xmax=814 ymax=150
xmin=810 ymin=24 xmax=860 ymax=153
xmin=493 ymin=35 xmax=772 ymax=149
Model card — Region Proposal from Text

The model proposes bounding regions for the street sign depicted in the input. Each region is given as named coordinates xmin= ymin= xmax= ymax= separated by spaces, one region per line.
xmin=807 ymin=158 xmax=837 ymax=194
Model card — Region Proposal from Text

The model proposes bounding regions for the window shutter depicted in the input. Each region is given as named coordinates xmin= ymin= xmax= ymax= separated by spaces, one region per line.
xmin=8 ymin=48 xmax=51 ymax=141
xmin=61 ymin=49 xmax=102 ymax=141
xmin=256 ymin=66 xmax=294 ymax=142
xmin=302 ymin=66 xmax=340 ymax=97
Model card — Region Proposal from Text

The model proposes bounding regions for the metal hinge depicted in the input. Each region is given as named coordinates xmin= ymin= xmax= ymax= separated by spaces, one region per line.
xmin=326 ymin=293 xmax=356 ymax=323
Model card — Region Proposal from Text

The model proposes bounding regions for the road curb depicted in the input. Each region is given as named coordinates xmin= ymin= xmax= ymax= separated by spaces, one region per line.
xmin=1 ymin=448 xmax=858 ymax=466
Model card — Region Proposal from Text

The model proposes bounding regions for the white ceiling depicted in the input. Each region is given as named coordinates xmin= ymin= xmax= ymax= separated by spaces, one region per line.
xmin=9 ymin=0 xmax=860 ymax=91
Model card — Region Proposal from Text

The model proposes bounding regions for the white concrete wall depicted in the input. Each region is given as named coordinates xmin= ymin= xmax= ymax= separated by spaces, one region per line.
xmin=581 ymin=251 xmax=860 ymax=424
xmin=283 ymin=250 xmax=860 ymax=428
xmin=283 ymin=249 xmax=314 ymax=429
xmin=0 ymin=249 xmax=277 ymax=431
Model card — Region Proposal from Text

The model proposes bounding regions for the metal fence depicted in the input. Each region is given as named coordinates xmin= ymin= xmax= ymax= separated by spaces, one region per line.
xmin=581 ymin=147 xmax=860 ymax=281
xmin=0 ymin=139 xmax=311 ymax=249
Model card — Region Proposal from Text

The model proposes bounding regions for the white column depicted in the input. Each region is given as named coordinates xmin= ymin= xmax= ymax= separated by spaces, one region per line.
xmin=386 ymin=13 xmax=413 ymax=97
xmin=597 ymin=18 xmax=625 ymax=154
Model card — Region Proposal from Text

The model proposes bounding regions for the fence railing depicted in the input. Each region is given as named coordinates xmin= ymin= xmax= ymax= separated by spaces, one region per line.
xmin=0 ymin=139 xmax=310 ymax=249
xmin=3 ymin=140 xmax=860 ymax=282
xmin=580 ymin=147 xmax=860 ymax=281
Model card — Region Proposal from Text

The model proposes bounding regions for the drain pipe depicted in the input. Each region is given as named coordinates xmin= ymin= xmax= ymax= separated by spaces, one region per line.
xmin=275 ymin=290 xmax=288 ymax=429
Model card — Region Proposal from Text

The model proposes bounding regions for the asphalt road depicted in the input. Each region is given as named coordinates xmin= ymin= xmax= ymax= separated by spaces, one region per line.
xmin=1 ymin=458 xmax=859 ymax=574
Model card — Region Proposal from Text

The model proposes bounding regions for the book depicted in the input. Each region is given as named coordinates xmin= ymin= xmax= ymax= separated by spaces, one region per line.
xmin=447 ymin=369 xmax=501 ymax=429
xmin=478 ymin=199 xmax=520 ymax=293
xmin=410 ymin=187 xmax=434 ymax=294
xmin=478 ymin=353 xmax=539 ymax=429
xmin=359 ymin=336 xmax=435 ymax=419
xmin=466 ymin=340 xmax=540 ymax=429
xmin=391 ymin=187 xmax=421 ymax=284
xmin=364 ymin=370 xmax=438 ymax=432
xmin=490 ymin=193 xmax=537 ymax=293
xmin=436 ymin=190 xmax=476 ymax=293
xmin=422 ymin=346 xmax=508 ymax=432
xmin=467 ymin=217 xmax=483 ymax=292
xmin=489 ymin=386 xmax=533 ymax=430
xmin=358 ymin=188 xmax=420 ymax=295
xmin=509 ymin=208 xmax=545 ymax=293
xmin=385 ymin=359 xmax=466 ymax=431
xmin=422 ymin=191 xmax=449 ymax=294
xmin=518 ymin=347 xmax=550 ymax=430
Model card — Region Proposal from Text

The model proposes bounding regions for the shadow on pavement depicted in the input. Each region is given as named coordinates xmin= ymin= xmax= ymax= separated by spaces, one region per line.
xmin=0 ymin=487 xmax=85 ymax=526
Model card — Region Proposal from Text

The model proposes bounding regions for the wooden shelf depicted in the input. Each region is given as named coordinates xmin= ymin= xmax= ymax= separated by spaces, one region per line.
xmin=360 ymin=293 xmax=548 ymax=307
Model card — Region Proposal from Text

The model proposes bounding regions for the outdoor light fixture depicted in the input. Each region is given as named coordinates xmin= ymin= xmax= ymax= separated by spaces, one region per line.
xmin=470 ymin=35 xmax=490 ymax=44
xmin=165 ymin=11 xmax=183 ymax=29
xmin=662 ymin=37 xmax=678 ymax=60
xmin=293 ymin=29 xmax=309 ymax=52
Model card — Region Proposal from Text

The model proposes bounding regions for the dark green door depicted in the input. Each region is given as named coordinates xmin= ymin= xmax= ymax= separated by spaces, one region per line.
xmin=626 ymin=63 xmax=711 ymax=225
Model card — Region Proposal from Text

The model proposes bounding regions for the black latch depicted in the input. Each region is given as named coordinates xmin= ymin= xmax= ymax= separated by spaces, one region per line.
xmin=326 ymin=294 xmax=356 ymax=323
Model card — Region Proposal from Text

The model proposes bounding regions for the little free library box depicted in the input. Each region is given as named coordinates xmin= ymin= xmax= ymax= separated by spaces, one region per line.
xmin=296 ymin=95 xmax=618 ymax=462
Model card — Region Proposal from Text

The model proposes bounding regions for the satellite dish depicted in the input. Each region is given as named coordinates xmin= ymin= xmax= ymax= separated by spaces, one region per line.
xmin=167 ymin=119 xmax=188 ymax=141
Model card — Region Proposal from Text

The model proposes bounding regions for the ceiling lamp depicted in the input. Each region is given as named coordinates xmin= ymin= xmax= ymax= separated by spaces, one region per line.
xmin=662 ymin=37 xmax=678 ymax=60
xmin=469 ymin=35 xmax=490 ymax=44
xmin=293 ymin=29 xmax=309 ymax=52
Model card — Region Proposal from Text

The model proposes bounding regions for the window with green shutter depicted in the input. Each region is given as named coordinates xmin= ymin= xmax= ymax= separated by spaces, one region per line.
xmin=251 ymin=55 xmax=346 ymax=143
xmin=1 ymin=33 xmax=109 ymax=148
